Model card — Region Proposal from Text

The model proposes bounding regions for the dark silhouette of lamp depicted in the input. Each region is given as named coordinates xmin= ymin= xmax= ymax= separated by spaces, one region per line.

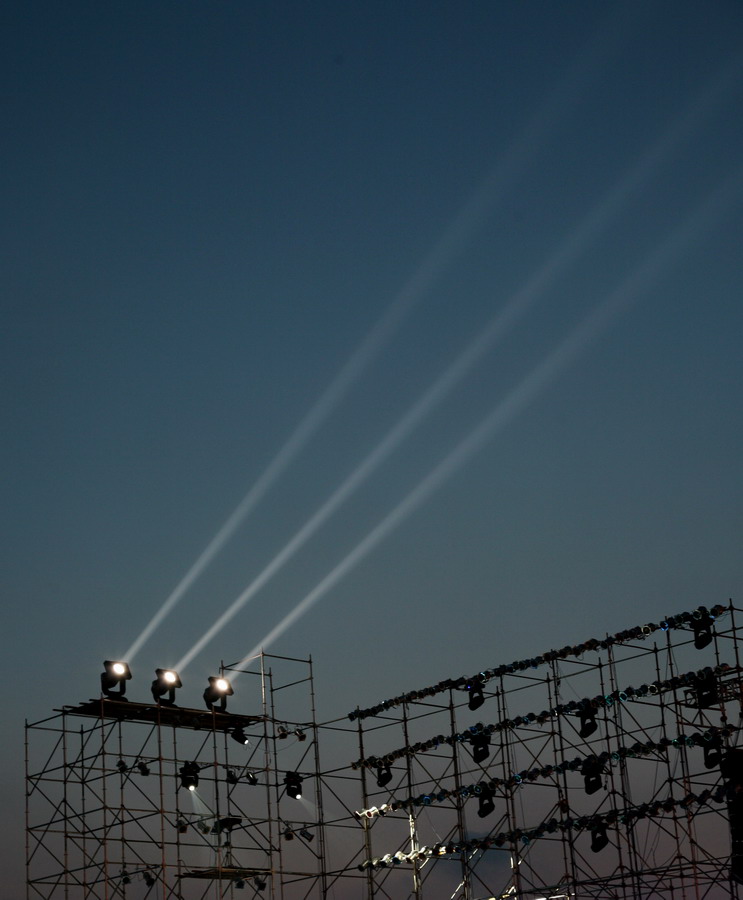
xmin=101 ymin=660 xmax=131 ymax=699
xmin=151 ymin=668 xmax=181 ymax=705
xmin=203 ymin=675 xmax=234 ymax=711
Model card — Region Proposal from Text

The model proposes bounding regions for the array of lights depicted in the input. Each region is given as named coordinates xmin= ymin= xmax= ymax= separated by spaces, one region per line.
xmin=98 ymin=660 xmax=238 ymax=712
xmin=357 ymin=785 xmax=738 ymax=870
xmin=352 ymin=663 xmax=734 ymax=769
xmin=347 ymin=604 xmax=727 ymax=721
xmin=354 ymin=724 xmax=739 ymax=819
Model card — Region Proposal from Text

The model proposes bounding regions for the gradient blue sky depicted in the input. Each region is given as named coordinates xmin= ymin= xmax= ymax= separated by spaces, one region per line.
xmin=3 ymin=2 xmax=743 ymax=895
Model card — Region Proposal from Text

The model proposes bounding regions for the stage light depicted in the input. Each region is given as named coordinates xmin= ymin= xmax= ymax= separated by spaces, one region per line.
xmin=231 ymin=726 xmax=250 ymax=745
xmin=121 ymin=871 xmax=131 ymax=885
xmin=254 ymin=876 xmax=266 ymax=891
xmin=226 ymin=769 xmax=239 ymax=785
xmin=578 ymin=707 xmax=597 ymax=738
xmin=203 ymin=675 xmax=233 ymax=711
xmin=116 ymin=759 xmax=128 ymax=773
xmin=295 ymin=728 xmax=307 ymax=741
xmin=582 ymin=757 xmax=603 ymax=795
xmin=465 ymin=675 xmax=485 ymax=711
xmin=245 ymin=771 xmax=258 ymax=786
xmin=179 ymin=761 xmax=200 ymax=791
xmin=471 ymin=733 xmax=491 ymax=764
xmin=235 ymin=880 xmax=245 ymax=889
xmin=137 ymin=761 xmax=150 ymax=776
xmin=151 ymin=668 xmax=181 ymax=705
xmin=299 ymin=828 xmax=314 ymax=841
xmin=143 ymin=871 xmax=155 ymax=887
xmin=101 ymin=660 xmax=132 ymax=699
xmin=283 ymin=827 xmax=294 ymax=840
xmin=211 ymin=816 xmax=242 ymax=835
xmin=277 ymin=725 xmax=289 ymax=739
xmin=176 ymin=817 xmax=188 ymax=833
xmin=284 ymin=771 xmax=303 ymax=799
xmin=376 ymin=764 xmax=393 ymax=787
xmin=477 ymin=784 xmax=495 ymax=818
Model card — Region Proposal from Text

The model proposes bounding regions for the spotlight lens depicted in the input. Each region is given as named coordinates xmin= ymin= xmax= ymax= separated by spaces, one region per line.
xmin=112 ymin=662 xmax=126 ymax=676
xmin=188 ymin=784 xmax=196 ymax=791
xmin=164 ymin=670 xmax=177 ymax=684
xmin=216 ymin=678 xmax=229 ymax=692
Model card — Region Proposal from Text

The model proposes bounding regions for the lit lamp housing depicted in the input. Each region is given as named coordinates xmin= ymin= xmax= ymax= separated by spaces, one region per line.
xmin=151 ymin=668 xmax=181 ymax=706
xmin=283 ymin=771 xmax=303 ymax=799
xmin=101 ymin=660 xmax=132 ymax=699
xmin=203 ymin=675 xmax=234 ymax=711
xmin=179 ymin=760 xmax=200 ymax=791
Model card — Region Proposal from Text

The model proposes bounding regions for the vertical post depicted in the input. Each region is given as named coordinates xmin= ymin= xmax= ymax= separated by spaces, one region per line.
xmin=447 ymin=688 xmax=470 ymax=900
xmin=401 ymin=703 xmax=422 ymax=900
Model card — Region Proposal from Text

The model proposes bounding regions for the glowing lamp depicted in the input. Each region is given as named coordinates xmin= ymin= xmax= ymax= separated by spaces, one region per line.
xmin=151 ymin=668 xmax=181 ymax=706
xmin=101 ymin=660 xmax=132 ymax=699
xmin=284 ymin=771 xmax=303 ymax=799
xmin=203 ymin=675 xmax=234 ymax=711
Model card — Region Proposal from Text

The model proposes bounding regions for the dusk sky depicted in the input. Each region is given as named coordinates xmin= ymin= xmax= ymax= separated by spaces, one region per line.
xmin=3 ymin=2 xmax=743 ymax=895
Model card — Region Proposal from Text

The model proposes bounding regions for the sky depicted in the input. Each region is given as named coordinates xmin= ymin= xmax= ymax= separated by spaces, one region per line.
xmin=2 ymin=2 xmax=743 ymax=896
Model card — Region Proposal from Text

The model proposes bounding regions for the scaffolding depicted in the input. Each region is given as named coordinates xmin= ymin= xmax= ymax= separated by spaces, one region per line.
xmin=25 ymin=653 xmax=357 ymax=900
xmin=27 ymin=602 xmax=743 ymax=899
xmin=349 ymin=600 xmax=743 ymax=899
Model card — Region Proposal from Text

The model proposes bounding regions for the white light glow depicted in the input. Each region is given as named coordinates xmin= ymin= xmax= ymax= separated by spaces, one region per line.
xmin=164 ymin=670 xmax=177 ymax=684
xmin=112 ymin=662 xmax=126 ymax=676
xmin=216 ymin=678 xmax=229 ymax=692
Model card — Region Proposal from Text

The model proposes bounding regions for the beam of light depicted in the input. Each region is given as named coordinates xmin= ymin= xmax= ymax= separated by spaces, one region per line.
xmin=124 ymin=15 xmax=627 ymax=664
xmin=172 ymin=53 xmax=741 ymax=673
xmin=234 ymin=164 xmax=743 ymax=672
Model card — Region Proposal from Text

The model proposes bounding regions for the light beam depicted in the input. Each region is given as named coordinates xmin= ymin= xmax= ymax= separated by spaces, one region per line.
xmin=124 ymin=11 xmax=629 ymax=663
xmin=173 ymin=53 xmax=741 ymax=672
xmin=235 ymin=164 xmax=743 ymax=669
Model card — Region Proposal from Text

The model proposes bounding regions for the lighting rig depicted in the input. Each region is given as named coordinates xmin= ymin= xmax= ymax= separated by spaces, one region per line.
xmin=203 ymin=675 xmax=233 ymax=711
xmin=151 ymin=668 xmax=182 ymax=706
xmin=351 ymin=663 xmax=735 ymax=770
xmin=101 ymin=660 xmax=132 ymax=699
xmin=347 ymin=603 xmax=727 ymax=721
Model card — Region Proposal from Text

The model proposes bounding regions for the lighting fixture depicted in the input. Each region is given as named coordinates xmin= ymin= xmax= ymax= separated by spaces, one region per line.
xmin=283 ymin=827 xmax=294 ymax=840
xmin=151 ymin=668 xmax=181 ymax=705
xmin=471 ymin=733 xmax=490 ymax=764
xmin=277 ymin=725 xmax=289 ymax=739
xmin=235 ymin=879 xmax=245 ymax=889
xmin=226 ymin=769 xmax=239 ymax=785
xmin=137 ymin=761 xmax=150 ymax=776
xmin=176 ymin=817 xmax=188 ymax=833
xmin=299 ymin=827 xmax=314 ymax=841
xmin=116 ymin=759 xmax=128 ymax=774
xmin=295 ymin=728 xmax=307 ymax=741
xmin=590 ymin=823 xmax=609 ymax=853
xmin=211 ymin=816 xmax=242 ymax=835
xmin=121 ymin=871 xmax=131 ymax=885
xmin=231 ymin=726 xmax=250 ymax=746
xmin=203 ymin=675 xmax=234 ymax=711
xmin=477 ymin=784 xmax=495 ymax=818
xmin=254 ymin=876 xmax=266 ymax=891
xmin=101 ymin=660 xmax=132 ymax=699
xmin=465 ymin=675 xmax=485 ymax=711
xmin=143 ymin=871 xmax=156 ymax=887
xmin=245 ymin=771 xmax=258 ymax=786
xmin=376 ymin=764 xmax=393 ymax=787
xmin=284 ymin=771 xmax=303 ymax=799
xmin=179 ymin=761 xmax=200 ymax=791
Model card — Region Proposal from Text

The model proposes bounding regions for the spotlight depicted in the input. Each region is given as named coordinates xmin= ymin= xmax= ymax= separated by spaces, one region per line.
xmin=211 ymin=816 xmax=242 ymax=835
xmin=116 ymin=759 xmax=128 ymax=773
xmin=179 ymin=761 xmax=200 ymax=791
xmin=151 ymin=668 xmax=181 ymax=705
xmin=693 ymin=611 xmax=714 ymax=650
xmin=226 ymin=769 xmax=239 ymax=785
xmin=203 ymin=675 xmax=234 ymax=711
xmin=299 ymin=827 xmax=314 ymax=842
xmin=137 ymin=761 xmax=150 ymax=776
xmin=284 ymin=771 xmax=303 ymax=799
xmin=235 ymin=879 xmax=245 ymax=889
xmin=471 ymin=733 xmax=491 ymax=764
xmin=295 ymin=728 xmax=307 ymax=741
xmin=590 ymin=823 xmax=609 ymax=853
xmin=176 ymin=817 xmax=188 ymax=833
xmin=465 ymin=675 xmax=485 ymax=711
xmin=121 ymin=871 xmax=131 ymax=885
xmin=254 ymin=876 xmax=266 ymax=891
xmin=231 ymin=726 xmax=250 ymax=746
xmin=477 ymin=784 xmax=495 ymax=818
xmin=101 ymin=660 xmax=132 ymax=699
xmin=578 ymin=707 xmax=598 ymax=738
xmin=283 ymin=827 xmax=294 ymax=840
xmin=143 ymin=871 xmax=156 ymax=887
xmin=376 ymin=764 xmax=393 ymax=787
xmin=277 ymin=725 xmax=289 ymax=739
xmin=245 ymin=771 xmax=258 ymax=786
